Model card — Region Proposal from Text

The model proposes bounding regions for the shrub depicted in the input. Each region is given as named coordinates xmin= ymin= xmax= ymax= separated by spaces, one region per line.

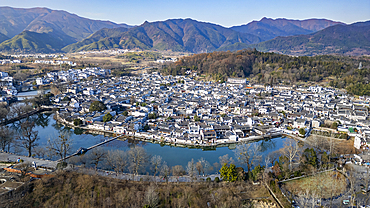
xmin=73 ymin=118 xmax=82 ymax=126
xmin=214 ymin=177 xmax=220 ymax=183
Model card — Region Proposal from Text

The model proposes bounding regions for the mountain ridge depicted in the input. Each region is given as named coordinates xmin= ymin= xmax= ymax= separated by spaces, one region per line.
xmin=63 ymin=18 xmax=262 ymax=53
xmin=230 ymin=17 xmax=343 ymax=41
xmin=0 ymin=6 xmax=132 ymax=46
xmin=250 ymin=21 xmax=370 ymax=56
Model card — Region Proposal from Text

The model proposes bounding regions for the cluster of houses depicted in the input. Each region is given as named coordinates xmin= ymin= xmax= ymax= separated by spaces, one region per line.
xmin=36 ymin=67 xmax=111 ymax=85
xmin=0 ymin=59 xmax=22 ymax=64
xmin=0 ymin=72 xmax=17 ymax=96
xmin=10 ymin=53 xmax=65 ymax=59
xmin=34 ymin=60 xmax=76 ymax=66
xmin=77 ymin=49 xmax=130 ymax=55
xmin=50 ymin=72 xmax=370 ymax=147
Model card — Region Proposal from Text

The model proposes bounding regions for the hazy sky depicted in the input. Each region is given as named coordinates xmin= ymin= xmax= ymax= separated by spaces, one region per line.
xmin=1 ymin=0 xmax=369 ymax=27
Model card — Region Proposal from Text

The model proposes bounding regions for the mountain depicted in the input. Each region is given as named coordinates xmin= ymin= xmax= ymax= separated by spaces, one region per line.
xmin=62 ymin=27 xmax=129 ymax=52
xmin=0 ymin=32 xmax=9 ymax=43
xmin=0 ymin=7 xmax=131 ymax=42
xmin=251 ymin=21 xmax=370 ymax=56
xmin=231 ymin=17 xmax=342 ymax=41
xmin=0 ymin=30 xmax=68 ymax=53
xmin=64 ymin=18 xmax=261 ymax=53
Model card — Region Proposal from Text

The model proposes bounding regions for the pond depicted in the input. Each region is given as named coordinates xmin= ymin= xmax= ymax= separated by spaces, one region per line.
xmin=8 ymin=112 xmax=293 ymax=171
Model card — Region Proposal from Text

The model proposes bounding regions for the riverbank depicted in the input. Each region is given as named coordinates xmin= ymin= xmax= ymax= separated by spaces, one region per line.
xmin=54 ymin=113 xmax=283 ymax=148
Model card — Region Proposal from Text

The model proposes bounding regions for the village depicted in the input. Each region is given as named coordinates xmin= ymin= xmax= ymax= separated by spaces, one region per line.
xmin=37 ymin=70 xmax=369 ymax=164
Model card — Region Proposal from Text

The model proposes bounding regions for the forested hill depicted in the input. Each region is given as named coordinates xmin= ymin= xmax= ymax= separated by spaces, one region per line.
xmin=251 ymin=21 xmax=370 ymax=56
xmin=162 ymin=49 xmax=370 ymax=95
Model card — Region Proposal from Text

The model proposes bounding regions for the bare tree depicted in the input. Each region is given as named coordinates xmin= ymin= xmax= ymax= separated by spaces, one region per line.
xmin=90 ymin=148 xmax=106 ymax=169
xmin=186 ymin=159 xmax=197 ymax=178
xmin=150 ymin=155 xmax=162 ymax=176
xmin=34 ymin=146 xmax=47 ymax=159
xmin=144 ymin=185 xmax=159 ymax=208
xmin=160 ymin=161 xmax=170 ymax=182
xmin=172 ymin=165 xmax=185 ymax=177
xmin=234 ymin=142 xmax=262 ymax=172
xmin=280 ymin=139 xmax=299 ymax=171
xmin=0 ymin=126 xmax=14 ymax=152
xmin=17 ymin=162 xmax=33 ymax=180
xmin=219 ymin=154 xmax=234 ymax=166
xmin=18 ymin=121 xmax=39 ymax=157
xmin=0 ymin=106 xmax=8 ymax=121
xmin=50 ymin=85 xmax=61 ymax=95
xmin=127 ymin=146 xmax=148 ymax=175
xmin=327 ymin=138 xmax=337 ymax=161
xmin=105 ymin=150 xmax=127 ymax=174
xmin=8 ymin=103 xmax=32 ymax=119
xmin=296 ymin=190 xmax=319 ymax=208
xmin=46 ymin=134 xmax=73 ymax=161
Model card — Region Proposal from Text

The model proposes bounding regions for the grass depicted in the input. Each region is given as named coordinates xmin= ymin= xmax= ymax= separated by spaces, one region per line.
xmin=282 ymin=171 xmax=347 ymax=199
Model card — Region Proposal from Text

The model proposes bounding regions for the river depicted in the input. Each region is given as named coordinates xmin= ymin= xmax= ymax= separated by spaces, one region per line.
xmin=8 ymin=112 xmax=293 ymax=172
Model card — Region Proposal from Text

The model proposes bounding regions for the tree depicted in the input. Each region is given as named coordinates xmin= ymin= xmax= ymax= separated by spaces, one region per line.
xmin=0 ymin=126 xmax=14 ymax=152
xmin=18 ymin=121 xmax=39 ymax=157
xmin=128 ymin=146 xmax=148 ymax=175
xmin=186 ymin=159 xmax=197 ymax=178
xmin=219 ymin=154 xmax=234 ymax=166
xmin=321 ymin=152 xmax=329 ymax=168
xmin=160 ymin=162 xmax=170 ymax=182
xmin=50 ymin=85 xmax=61 ymax=95
xmin=122 ymin=111 xmax=129 ymax=116
xmin=331 ymin=121 xmax=338 ymax=129
xmin=172 ymin=165 xmax=185 ymax=176
xmin=194 ymin=115 xmax=200 ymax=121
xmin=73 ymin=118 xmax=82 ymax=126
xmin=302 ymin=148 xmax=318 ymax=168
xmin=103 ymin=113 xmax=113 ymax=122
xmin=280 ymin=139 xmax=300 ymax=171
xmin=150 ymin=155 xmax=162 ymax=176
xmin=0 ymin=106 xmax=8 ymax=121
xmin=90 ymin=148 xmax=106 ymax=169
xmin=144 ymin=185 xmax=159 ymax=208
xmin=196 ymin=158 xmax=210 ymax=176
xmin=148 ymin=113 xmax=157 ymax=119
xmin=47 ymin=134 xmax=73 ymax=161
xmin=89 ymin=101 xmax=106 ymax=112
xmin=234 ymin=143 xmax=262 ymax=173
xmin=105 ymin=150 xmax=127 ymax=174
xmin=219 ymin=163 xmax=238 ymax=182
xmin=299 ymin=128 xmax=306 ymax=136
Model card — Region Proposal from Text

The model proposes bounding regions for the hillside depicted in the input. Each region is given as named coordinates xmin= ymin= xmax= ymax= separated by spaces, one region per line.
xmin=0 ymin=30 xmax=67 ymax=53
xmin=62 ymin=27 xmax=129 ymax=52
xmin=231 ymin=17 xmax=342 ymax=41
xmin=162 ymin=49 xmax=370 ymax=95
xmin=0 ymin=7 xmax=131 ymax=44
xmin=0 ymin=32 xmax=9 ymax=44
xmin=252 ymin=21 xmax=370 ymax=56
xmin=64 ymin=18 xmax=261 ymax=53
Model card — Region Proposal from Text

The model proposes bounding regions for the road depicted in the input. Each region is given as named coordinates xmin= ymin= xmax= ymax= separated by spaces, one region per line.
xmin=0 ymin=152 xmax=58 ymax=169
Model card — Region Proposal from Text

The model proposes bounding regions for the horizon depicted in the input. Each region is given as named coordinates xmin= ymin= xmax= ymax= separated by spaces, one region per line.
xmin=0 ymin=0 xmax=369 ymax=27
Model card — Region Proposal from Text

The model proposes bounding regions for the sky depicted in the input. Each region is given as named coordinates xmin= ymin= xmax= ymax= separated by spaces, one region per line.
xmin=0 ymin=0 xmax=369 ymax=27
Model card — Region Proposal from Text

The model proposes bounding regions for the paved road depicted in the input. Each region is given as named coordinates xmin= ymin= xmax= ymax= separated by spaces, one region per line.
xmin=0 ymin=152 xmax=58 ymax=169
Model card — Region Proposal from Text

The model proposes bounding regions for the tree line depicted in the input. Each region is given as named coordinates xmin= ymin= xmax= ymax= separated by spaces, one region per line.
xmin=161 ymin=49 xmax=370 ymax=95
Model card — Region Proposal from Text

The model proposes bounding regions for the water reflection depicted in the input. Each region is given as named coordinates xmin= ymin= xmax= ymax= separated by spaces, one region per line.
xmin=8 ymin=112 xmax=292 ymax=168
